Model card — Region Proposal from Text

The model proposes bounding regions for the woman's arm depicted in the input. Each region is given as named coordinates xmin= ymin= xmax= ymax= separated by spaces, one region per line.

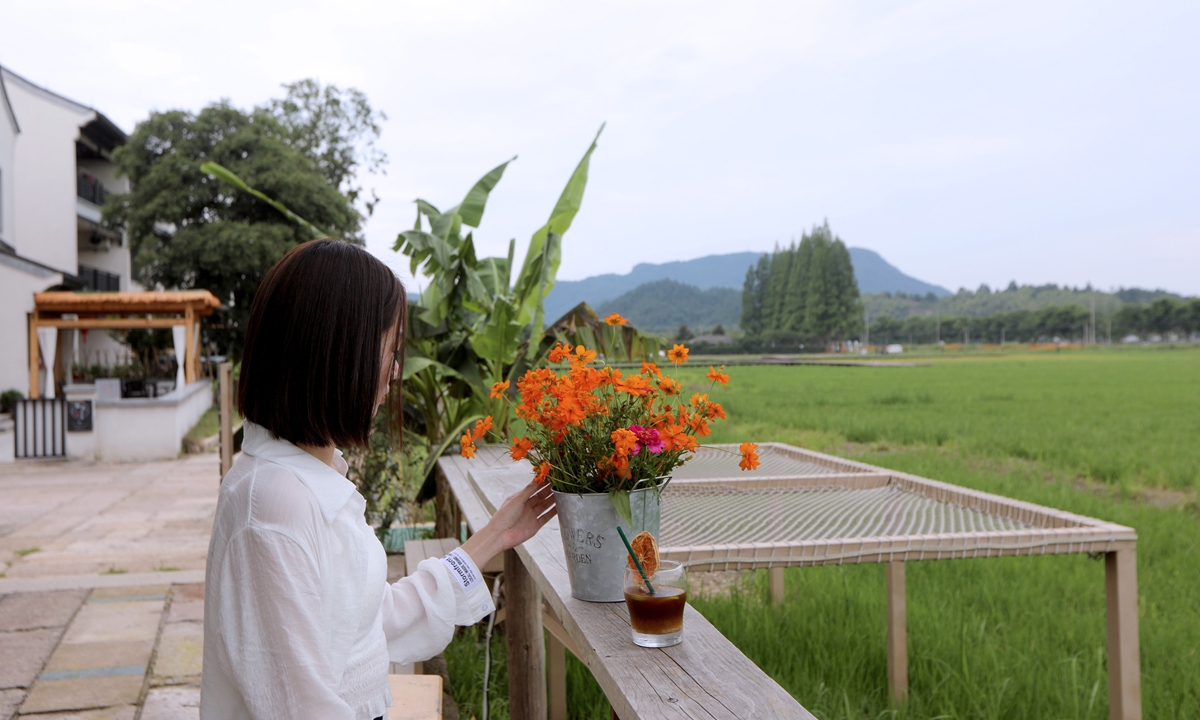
xmin=380 ymin=480 xmax=556 ymax=664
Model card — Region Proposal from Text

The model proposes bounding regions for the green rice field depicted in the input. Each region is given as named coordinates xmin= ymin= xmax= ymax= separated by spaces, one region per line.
xmin=446 ymin=345 xmax=1200 ymax=719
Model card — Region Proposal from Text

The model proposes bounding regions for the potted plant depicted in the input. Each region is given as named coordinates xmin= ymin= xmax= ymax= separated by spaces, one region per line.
xmin=462 ymin=317 xmax=760 ymax=601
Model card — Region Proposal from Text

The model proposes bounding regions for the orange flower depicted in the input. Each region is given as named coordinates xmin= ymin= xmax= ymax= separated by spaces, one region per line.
xmin=739 ymin=442 xmax=760 ymax=471
xmin=533 ymin=461 xmax=552 ymax=484
xmin=640 ymin=362 xmax=663 ymax=379
xmin=548 ymin=343 xmax=572 ymax=363
xmin=657 ymin=378 xmax=681 ymax=396
xmin=460 ymin=432 xmax=476 ymax=459
xmin=570 ymin=345 xmax=597 ymax=368
xmin=605 ymin=313 xmax=628 ymax=326
xmin=615 ymin=374 xmax=652 ymax=397
xmin=688 ymin=416 xmax=711 ymax=438
xmin=611 ymin=428 xmax=639 ymax=458
xmin=667 ymin=344 xmax=689 ymax=365
xmin=657 ymin=423 xmax=697 ymax=453
xmin=510 ymin=436 xmax=533 ymax=461
xmin=472 ymin=415 xmax=494 ymax=440
xmin=706 ymin=365 xmax=730 ymax=386
xmin=705 ymin=401 xmax=726 ymax=421
xmin=489 ymin=380 xmax=510 ymax=399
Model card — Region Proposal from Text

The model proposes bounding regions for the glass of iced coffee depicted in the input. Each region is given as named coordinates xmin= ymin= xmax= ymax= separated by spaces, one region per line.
xmin=623 ymin=560 xmax=687 ymax=648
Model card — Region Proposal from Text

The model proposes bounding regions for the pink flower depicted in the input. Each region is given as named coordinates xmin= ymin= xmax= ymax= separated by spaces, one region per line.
xmin=629 ymin=425 xmax=665 ymax=455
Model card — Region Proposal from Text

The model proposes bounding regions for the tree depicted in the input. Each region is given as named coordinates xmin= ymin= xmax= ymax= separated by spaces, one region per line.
xmin=675 ymin=324 xmax=693 ymax=342
xmin=105 ymin=81 xmax=384 ymax=357
xmin=712 ymin=324 xmax=726 ymax=335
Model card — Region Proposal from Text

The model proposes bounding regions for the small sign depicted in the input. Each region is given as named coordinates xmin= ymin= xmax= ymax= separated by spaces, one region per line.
xmin=67 ymin=400 xmax=93 ymax=432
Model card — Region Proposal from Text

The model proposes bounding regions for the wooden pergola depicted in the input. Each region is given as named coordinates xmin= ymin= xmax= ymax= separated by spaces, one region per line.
xmin=29 ymin=290 xmax=221 ymax=398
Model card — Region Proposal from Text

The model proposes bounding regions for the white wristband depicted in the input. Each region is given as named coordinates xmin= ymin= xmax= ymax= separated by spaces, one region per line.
xmin=440 ymin=548 xmax=482 ymax=595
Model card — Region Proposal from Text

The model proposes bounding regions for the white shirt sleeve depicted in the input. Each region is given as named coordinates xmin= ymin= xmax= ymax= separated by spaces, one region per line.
xmin=380 ymin=550 xmax=496 ymax=665
xmin=216 ymin=526 xmax=355 ymax=720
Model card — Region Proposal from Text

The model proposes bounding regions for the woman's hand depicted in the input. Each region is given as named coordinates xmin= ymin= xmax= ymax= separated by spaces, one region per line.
xmin=460 ymin=481 xmax=557 ymax=571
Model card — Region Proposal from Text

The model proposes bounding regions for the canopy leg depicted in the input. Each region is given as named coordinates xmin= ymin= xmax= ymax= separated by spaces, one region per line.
xmin=1106 ymin=550 xmax=1142 ymax=720
xmin=770 ymin=567 xmax=785 ymax=604
xmin=886 ymin=561 xmax=907 ymax=704
xmin=548 ymin=632 xmax=566 ymax=720
xmin=506 ymin=549 xmax=546 ymax=720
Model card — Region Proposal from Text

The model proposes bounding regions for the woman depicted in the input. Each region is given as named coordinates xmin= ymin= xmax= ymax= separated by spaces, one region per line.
xmin=200 ymin=239 xmax=556 ymax=719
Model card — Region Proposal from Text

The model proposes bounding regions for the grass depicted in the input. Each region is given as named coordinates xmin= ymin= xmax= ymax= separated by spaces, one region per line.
xmin=182 ymin=405 xmax=242 ymax=453
xmin=445 ymin=345 xmax=1200 ymax=719
xmin=14 ymin=547 xmax=40 ymax=557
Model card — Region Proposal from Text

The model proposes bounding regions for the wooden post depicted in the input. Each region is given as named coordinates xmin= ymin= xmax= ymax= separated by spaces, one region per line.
xmin=1106 ymin=550 xmax=1142 ymax=720
xmin=547 ymin=633 xmax=567 ymax=720
xmin=218 ymin=362 xmax=234 ymax=479
xmin=769 ymin=567 xmax=785 ymax=605
xmin=886 ymin=561 xmax=907 ymax=704
xmin=434 ymin=466 xmax=459 ymax=539
xmin=505 ymin=549 xmax=546 ymax=720
xmin=184 ymin=307 xmax=196 ymax=384
xmin=28 ymin=312 xmax=40 ymax=399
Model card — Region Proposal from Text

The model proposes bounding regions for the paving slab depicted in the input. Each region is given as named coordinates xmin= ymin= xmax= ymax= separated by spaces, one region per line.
xmin=90 ymin=585 xmax=169 ymax=601
xmin=0 ymin=628 xmax=63 ymax=689
xmin=140 ymin=686 xmax=200 ymax=720
xmin=166 ymin=584 xmax=203 ymax=624
xmin=43 ymin=640 xmax=155 ymax=674
xmin=18 ymin=675 xmax=143 ymax=714
xmin=60 ymin=601 xmax=163 ymax=645
xmin=0 ymin=456 xmax=217 ymax=579
xmin=17 ymin=706 xmax=136 ymax=720
xmin=0 ymin=591 xmax=87 ymax=631
xmin=151 ymin=623 xmax=203 ymax=680
xmin=0 ymin=688 xmax=25 ymax=719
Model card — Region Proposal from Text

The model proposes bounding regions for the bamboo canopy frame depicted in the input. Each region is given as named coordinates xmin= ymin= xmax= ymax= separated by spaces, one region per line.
xmin=28 ymin=290 xmax=221 ymax=398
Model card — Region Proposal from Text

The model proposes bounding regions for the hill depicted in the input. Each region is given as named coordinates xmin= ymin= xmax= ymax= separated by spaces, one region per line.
xmin=864 ymin=283 xmax=1187 ymax=320
xmin=544 ymin=248 xmax=949 ymax=321
xmin=596 ymin=280 xmax=741 ymax=337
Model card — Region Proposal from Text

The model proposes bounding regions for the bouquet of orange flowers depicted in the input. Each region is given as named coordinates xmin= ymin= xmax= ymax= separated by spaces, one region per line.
xmin=461 ymin=313 xmax=760 ymax=517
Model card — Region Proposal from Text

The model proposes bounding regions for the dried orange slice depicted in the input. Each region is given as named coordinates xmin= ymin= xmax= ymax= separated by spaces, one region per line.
xmin=627 ymin=531 xmax=660 ymax=577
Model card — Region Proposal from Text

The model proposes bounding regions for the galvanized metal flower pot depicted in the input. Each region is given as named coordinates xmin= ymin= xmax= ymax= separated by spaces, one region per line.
xmin=553 ymin=484 xmax=662 ymax=602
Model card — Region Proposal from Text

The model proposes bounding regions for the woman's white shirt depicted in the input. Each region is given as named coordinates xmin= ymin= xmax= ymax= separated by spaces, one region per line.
xmin=200 ymin=422 xmax=494 ymax=720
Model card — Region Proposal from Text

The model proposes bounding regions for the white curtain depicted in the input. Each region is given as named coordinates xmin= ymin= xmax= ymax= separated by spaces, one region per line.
xmin=173 ymin=325 xmax=187 ymax=389
xmin=36 ymin=327 xmax=58 ymax=399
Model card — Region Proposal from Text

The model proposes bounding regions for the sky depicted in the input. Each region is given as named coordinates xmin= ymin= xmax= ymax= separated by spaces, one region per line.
xmin=3 ymin=0 xmax=1198 ymax=295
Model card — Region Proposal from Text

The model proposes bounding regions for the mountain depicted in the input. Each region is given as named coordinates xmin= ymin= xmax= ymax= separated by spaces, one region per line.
xmin=847 ymin=248 xmax=951 ymax=298
xmin=544 ymin=248 xmax=949 ymax=321
xmin=597 ymin=280 xmax=741 ymax=336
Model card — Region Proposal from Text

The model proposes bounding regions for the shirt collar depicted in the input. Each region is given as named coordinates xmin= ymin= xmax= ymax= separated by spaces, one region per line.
xmin=242 ymin=421 xmax=357 ymax=525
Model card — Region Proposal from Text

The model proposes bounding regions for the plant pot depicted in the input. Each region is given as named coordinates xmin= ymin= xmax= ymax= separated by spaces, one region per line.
xmin=552 ymin=483 xmax=663 ymax=602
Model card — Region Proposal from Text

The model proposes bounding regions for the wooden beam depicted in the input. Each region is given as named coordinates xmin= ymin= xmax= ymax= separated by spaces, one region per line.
xmin=184 ymin=305 xmax=195 ymax=384
xmin=28 ymin=312 xmax=40 ymax=399
xmin=505 ymin=549 xmax=547 ymax=720
xmin=548 ymin=633 xmax=567 ymax=720
xmin=33 ymin=318 xmax=187 ymax=329
xmin=219 ymin=362 xmax=234 ymax=479
xmin=1106 ymin=550 xmax=1142 ymax=720
xmin=886 ymin=561 xmax=907 ymax=705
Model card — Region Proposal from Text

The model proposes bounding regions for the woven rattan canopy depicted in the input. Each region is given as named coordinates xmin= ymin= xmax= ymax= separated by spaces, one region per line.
xmin=660 ymin=443 xmax=1135 ymax=570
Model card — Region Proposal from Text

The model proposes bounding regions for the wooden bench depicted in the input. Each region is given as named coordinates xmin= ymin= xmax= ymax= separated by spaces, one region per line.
xmin=387 ymin=674 xmax=442 ymax=720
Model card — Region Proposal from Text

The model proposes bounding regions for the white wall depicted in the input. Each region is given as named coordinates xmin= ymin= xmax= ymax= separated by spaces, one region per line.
xmin=0 ymin=81 xmax=15 ymax=249
xmin=1 ymin=68 xmax=93 ymax=274
xmin=0 ymin=263 xmax=60 ymax=395
xmin=94 ymin=379 xmax=212 ymax=461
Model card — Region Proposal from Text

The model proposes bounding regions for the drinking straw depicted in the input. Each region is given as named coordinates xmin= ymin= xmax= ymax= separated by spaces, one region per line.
xmin=616 ymin=526 xmax=655 ymax=595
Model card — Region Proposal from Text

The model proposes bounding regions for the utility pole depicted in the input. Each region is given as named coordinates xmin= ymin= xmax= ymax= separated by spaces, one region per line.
xmin=1090 ymin=296 xmax=1096 ymax=346
xmin=864 ymin=309 xmax=870 ymax=353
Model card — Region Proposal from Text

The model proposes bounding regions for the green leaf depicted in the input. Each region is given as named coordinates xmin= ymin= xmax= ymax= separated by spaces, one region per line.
xmin=459 ymin=157 xmax=516 ymax=228
xmin=402 ymin=355 xmax=466 ymax=382
xmin=610 ymin=489 xmax=633 ymax=530
xmin=200 ymin=161 xmax=329 ymax=239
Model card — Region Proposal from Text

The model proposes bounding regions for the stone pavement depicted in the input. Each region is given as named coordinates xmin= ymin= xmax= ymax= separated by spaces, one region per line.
xmin=0 ymin=455 xmax=218 ymax=719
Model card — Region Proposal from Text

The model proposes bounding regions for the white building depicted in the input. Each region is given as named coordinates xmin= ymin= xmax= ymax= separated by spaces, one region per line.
xmin=0 ymin=65 xmax=135 ymax=398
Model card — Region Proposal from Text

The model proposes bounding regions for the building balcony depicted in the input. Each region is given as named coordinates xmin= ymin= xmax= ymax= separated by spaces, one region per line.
xmin=77 ymin=172 xmax=108 ymax=206
xmin=78 ymin=263 xmax=120 ymax=291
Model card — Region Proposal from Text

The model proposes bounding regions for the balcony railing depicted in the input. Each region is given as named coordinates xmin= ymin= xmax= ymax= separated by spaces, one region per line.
xmin=78 ymin=264 xmax=120 ymax=291
xmin=77 ymin=172 xmax=108 ymax=206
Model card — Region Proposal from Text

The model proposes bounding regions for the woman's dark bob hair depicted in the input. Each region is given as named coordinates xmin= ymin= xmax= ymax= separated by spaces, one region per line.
xmin=238 ymin=238 xmax=406 ymax=448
